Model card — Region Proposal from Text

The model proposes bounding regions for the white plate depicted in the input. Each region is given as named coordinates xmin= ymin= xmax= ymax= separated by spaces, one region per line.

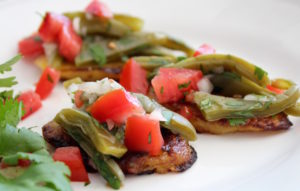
xmin=1 ymin=0 xmax=300 ymax=190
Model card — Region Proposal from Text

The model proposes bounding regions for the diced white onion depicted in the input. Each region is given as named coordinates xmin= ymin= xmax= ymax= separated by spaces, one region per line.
xmin=197 ymin=77 xmax=214 ymax=93
xmin=106 ymin=119 xmax=115 ymax=131
xmin=73 ymin=17 xmax=81 ymax=34
xmin=42 ymin=43 xmax=57 ymax=64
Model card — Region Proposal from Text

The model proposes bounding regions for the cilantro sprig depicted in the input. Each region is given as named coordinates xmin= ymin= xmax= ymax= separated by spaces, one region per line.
xmin=0 ymin=55 xmax=72 ymax=191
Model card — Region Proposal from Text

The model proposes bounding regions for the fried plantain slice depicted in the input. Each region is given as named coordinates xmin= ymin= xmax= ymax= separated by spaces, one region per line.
xmin=165 ymin=103 xmax=292 ymax=134
xmin=118 ymin=132 xmax=197 ymax=175
xmin=42 ymin=121 xmax=197 ymax=174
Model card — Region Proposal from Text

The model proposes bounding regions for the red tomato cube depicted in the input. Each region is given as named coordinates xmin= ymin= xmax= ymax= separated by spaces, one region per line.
xmin=53 ymin=147 xmax=89 ymax=182
xmin=85 ymin=0 xmax=113 ymax=19
xmin=58 ymin=24 xmax=82 ymax=62
xmin=266 ymin=85 xmax=284 ymax=94
xmin=38 ymin=12 xmax=70 ymax=42
xmin=120 ymin=59 xmax=149 ymax=94
xmin=125 ymin=115 xmax=164 ymax=156
xmin=35 ymin=67 xmax=60 ymax=100
xmin=17 ymin=90 xmax=42 ymax=119
xmin=151 ymin=68 xmax=203 ymax=103
xmin=90 ymin=89 xmax=145 ymax=124
xmin=18 ymin=34 xmax=44 ymax=57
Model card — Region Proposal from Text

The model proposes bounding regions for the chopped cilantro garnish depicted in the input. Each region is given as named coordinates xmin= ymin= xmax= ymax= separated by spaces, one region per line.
xmin=33 ymin=36 xmax=42 ymax=42
xmin=47 ymin=74 xmax=54 ymax=83
xmin=148 ymin=132 xmax=152 ymax=144
xmin=89 ymin=44 xmax=107 ymax=66
xmin=178 ymin=81 xmax=191 ymax=90
xmin=160 ymin=86 xmax=164 ymax=94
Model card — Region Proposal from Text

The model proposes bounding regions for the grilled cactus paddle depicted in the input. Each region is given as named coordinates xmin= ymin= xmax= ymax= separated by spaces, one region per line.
xmin=54 ymin=108 xmax=125 ymax=189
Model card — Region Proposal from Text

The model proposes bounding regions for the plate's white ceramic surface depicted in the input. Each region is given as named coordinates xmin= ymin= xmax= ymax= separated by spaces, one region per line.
xmin=0 ymin=0 xmax=300 ymax=190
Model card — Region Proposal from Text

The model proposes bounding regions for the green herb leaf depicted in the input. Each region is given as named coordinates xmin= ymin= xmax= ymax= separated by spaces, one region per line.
xmin=0 ymin=125 xmax=72 ymax=191
xmin=33 ymin=36 xmax=42 ymax=42
xmin=178 ymin=81 xmax=191 ymax=90
xmin=254 ymin=66 xmax=268 ymax=80
xmin=160 ymin=86 xmax=164 ymax=94
xmin=0 ymin=77 xmax=17 ymax=88
xmin=228 ymin=118 xmax=247 ymax=126
xmin=0 ymin=54 xmax=22 ymax=74
xmin=148 ymin=132 xmax=152 ymax=144
xmin=89 ymin=44 xmax=107 ymax=66
xmin=47 ymin=74 xmax=54 ymax=83
xmin=0 ymin=99 xmax=23 ymax=128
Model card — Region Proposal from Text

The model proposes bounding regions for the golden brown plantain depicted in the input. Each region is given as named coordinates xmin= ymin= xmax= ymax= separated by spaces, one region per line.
xmin=165 ymin=103 xmax=292 ymax=134
xmin=34 ymin=55 xmax=122 ymax=81
xmin=118 ymin=132 xmax=197 ymax=175
xmin=42 ymin=121 xmax=197 ymax=174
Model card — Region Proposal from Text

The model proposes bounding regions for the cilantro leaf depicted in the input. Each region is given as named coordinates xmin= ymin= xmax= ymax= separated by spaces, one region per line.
xmin=0 ymin=77 xmax=17 ymax=87
xmin=2 ymin=149 xmax=52 ymax=166
xmin=0 ymin=125 xmax=46 ymax=156
xmin=0 ymin=54 xmax=22 ymax=74
xmin=0 ymin=125 xmax=72 ymax=191
xmin=0 ymin=162 xmax=71 ymax=191
xmin=89 ymin=44 xmax=107 ymax=66
xmin=0 ymin=99 xmax=23 ymax=128
xmin=178 ymin=81 xmax=191 ymax=90
xmin=148 ymin=132 xmax=152 ymax=144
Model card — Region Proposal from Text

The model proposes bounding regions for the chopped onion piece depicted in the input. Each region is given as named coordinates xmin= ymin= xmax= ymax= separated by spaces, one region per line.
xmin=73 ymin=17 xmax=81 ymax=34
xmin=197 ymin=77 xmax=214 ymax=93
xmin=43 ymin=43 xmax=57 ymax=64
xmin=106 ymin=119 xmax=115 ymax=130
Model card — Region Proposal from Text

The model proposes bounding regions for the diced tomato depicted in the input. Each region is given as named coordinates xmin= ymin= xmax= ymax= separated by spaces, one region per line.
xmin=151 ymin=68 xmax=203 ymax=103
xmin=74 ymin=90 xmax=84 ymax=108
xmin=17 ymin=90 xmax=42 ymax=119
xmin=90 ymin=89 xmax=144 ymax=124
xmin=38 ymin=12 xmax=70 ymax=42
xmin=38 ymin=12 xmax=82 ymax=61
xmin=0 ymin=159 xmax=31 ymax=169
xmin=193 ymin=44 xmax=216 ymax=57
xmin=125 ymin=115 xmax=164 ymax=156
xmin=179 ymin=106 xmax=193 ymax=120
xmin=58 ymin=24 xmax=82 ymax=61
xmin=18 ymin=34 xmax=44 ymax=57
xmin=35 ymin=67 xmax=60 ymax=100
xmin=18 ymin=159 xmax=31 ymax=167
xmin=53 ymin=147 xmax=89 ymax=182
xmin=85 ymin=0 xmax=113 ymax=19
xmin=266 ymin=85 xmax=284 ymax=94
xmin=120 ymin=59 xmax=149 ymax=94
